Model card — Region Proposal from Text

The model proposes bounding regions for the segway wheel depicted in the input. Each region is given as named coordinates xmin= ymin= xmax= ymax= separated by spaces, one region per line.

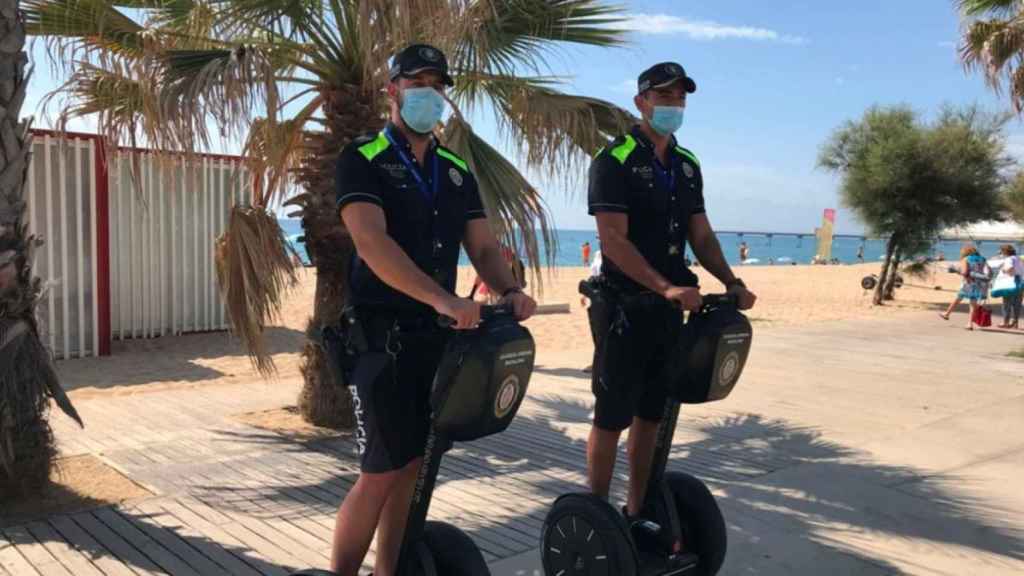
xmin=417 ymin=521 xmax=490 ymax=576
xmin=541 ymin=493 xmax=636 ymax=576
xmin=861 ymin=276 xmax=876 ymax=290
xmin=895 ymin=275 xmax=904 ymax=288
xmin=287 ymin=571 xmax=336 ymax=575
xmin=665 ymin=472 xmax=727 ymax=576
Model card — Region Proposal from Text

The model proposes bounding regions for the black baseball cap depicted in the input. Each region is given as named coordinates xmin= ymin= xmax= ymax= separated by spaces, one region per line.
xmin=637 ymin=62 xmax=697 ymax=95
xmin=389 ymin=43 xmax=454 ymax=86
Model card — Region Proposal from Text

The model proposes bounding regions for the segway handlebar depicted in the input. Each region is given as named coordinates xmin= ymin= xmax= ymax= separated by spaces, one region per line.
xmin=437 ymin=303 xmax=515 ymax=328
xmin=701 ymin=292 xmax=739 ymax=307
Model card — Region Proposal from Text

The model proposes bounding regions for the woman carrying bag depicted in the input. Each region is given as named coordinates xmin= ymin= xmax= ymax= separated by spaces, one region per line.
xmin=992 ymin=244 xmax=1023 ymax=329
xmin=940 ymin=244 xmax=991 ymax=330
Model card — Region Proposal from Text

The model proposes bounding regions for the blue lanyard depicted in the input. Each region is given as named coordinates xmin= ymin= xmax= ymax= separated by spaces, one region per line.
xmin=652 ymin=157 xmax=674 ymax=193
xmin=384 ymin=126 xmax=439 ymax=203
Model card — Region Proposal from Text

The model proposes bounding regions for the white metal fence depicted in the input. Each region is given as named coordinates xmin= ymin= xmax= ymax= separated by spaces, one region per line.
xmin=25 ymin=131 xmax=251 ymax=360
xmin=25 ymin=133 xmax=99 ymax=360
xmin=107 ymin=152 xmax=250 ymax=341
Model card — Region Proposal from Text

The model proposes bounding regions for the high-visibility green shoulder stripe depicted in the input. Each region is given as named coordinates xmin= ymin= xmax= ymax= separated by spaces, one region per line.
xmin=610 ymin=135 xmax=637 ymax=165
xmin=437 ymin=148 xmax=468 ymax=172
xmin=357 ymin=132 xmax=390 ymax=161
xmin=675 ymin=146 xmax=700 ymax=167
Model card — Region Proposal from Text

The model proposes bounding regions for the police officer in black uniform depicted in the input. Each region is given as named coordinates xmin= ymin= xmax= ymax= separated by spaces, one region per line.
xmin=331 ymin=44 xmax=537 ymax=576
xmin=586 ymin=62 xmax=757 ymax=525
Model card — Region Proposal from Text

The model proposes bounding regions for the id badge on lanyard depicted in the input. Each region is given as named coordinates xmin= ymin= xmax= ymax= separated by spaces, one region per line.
xmin=384 ymin=127 xmax=445 ymax=277
xmin=653 ymin=159 xmax=682 ymax=256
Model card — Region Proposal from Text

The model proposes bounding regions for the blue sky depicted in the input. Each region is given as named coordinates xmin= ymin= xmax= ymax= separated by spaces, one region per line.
xmin=23 ymin=1 xmax=1023 ymax=234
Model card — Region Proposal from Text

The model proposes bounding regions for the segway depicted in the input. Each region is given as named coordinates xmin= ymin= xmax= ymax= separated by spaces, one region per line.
xmin=541 ymin=294 xmax=752 ymax=576
xmin=292 ymin=304 xmax=536 ymax=576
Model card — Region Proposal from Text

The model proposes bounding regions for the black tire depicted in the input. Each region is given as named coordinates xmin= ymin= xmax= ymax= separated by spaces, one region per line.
xmin=894 ymin=275 xmax=904 ymax=288
xmin=287 ymin=571 xmax=337 ymax=575
xmin=541 ymin=493 xmax=636 ymax=576
xmin=665 ymin=472 xmax=727 ymax=576
xmin=861 ymin=276 xmax=876 ymax=290
xmin=420 ymin=521 xmax=489 ymax=576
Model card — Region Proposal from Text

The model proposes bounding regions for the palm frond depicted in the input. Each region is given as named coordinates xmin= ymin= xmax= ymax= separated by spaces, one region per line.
xmin=24 ymin=0 xmax=150 ymax=64
xmin=242 ymin=94 xmax=324 ymax=207
xmin=443 ymin=116 xmax=556 ymax=289
xmin=959 ymin=0 xmax=1019 ymax=18
xmin=457 ymin=73 xmax=633 ymax=186
xmin=450 ymin=0 xmax=628 ymax=77
xmin=215 ymin=206 xmax=297 ymax=377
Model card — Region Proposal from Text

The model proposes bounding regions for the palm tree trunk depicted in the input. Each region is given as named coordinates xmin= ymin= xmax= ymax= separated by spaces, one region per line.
xmin=291 ymin=85 xmax=386 ymax=428
xmin=873 ymin=236 xmax=897 ymax=305
xmin=0 ymin=0 xmax=78 ymax=499
xmin=883 ymin=250 xmax=902 ymax=300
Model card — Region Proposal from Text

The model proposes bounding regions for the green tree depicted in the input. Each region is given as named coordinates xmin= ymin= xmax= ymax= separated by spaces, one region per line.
xmin=1004 ymin=170 xmax=1024 ymax=222
xmin=25 ymin=0 xmax=634 ymax=427
xmin=819 ymin=105 xmax=1010 ymax=304
xmin=1 ymin=0 xmax=81 ymax=500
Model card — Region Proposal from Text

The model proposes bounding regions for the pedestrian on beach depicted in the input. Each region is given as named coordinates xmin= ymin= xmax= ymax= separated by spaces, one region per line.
xmin=994 ymin=244 xmax=1023 ymax=329
xmin=582 ymin=241 xmax=592 ymax=266
xmin=739 ymin=241 xmax=749 ymax=263
xmin=856 ymin=244 xmax=864 ymax=263
xmin=939 ymin=244 xmax=990 ymax=330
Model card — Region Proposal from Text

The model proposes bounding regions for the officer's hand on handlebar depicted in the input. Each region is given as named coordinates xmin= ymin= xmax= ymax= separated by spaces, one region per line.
xmin=663 ymin=285 xmax=702 ymax=311
xmin=500 ymin=290 xmax=537 ymax=321
xmin=436 ymin=297 xmax=482 ymax=330
xmin=727 ymin=284 xmax=757 ymax=310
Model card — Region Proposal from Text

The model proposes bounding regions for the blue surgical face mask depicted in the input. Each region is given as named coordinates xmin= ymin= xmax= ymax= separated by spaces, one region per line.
xmin=400 ymin=86 xmax=446 ymax=134
xmin=649 ymin=106 xmax=685 ymax=136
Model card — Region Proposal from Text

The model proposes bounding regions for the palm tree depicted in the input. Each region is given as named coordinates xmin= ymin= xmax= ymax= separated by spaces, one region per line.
xmin=24 ymin=0 xmax=634 ymax=427
xmin=959 ymin=0 xmax=1024 ymax=111
xmin=1 ymin=0 xmax=82 ymax=500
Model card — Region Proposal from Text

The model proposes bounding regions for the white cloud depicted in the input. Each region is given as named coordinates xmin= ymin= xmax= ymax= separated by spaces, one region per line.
xmin=624 ymin=13 xmax=808 ymax=45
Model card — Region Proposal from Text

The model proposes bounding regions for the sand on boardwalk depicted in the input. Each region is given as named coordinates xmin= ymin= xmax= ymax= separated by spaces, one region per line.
xmin=56 ymin=261 xmax=965 ymax=399
xmin=0 ymin=455 xmax=151 ymax=527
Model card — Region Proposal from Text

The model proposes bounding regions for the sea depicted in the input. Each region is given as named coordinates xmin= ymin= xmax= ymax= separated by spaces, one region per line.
xmin=279 ymin=219 xmax=1006 ymax=268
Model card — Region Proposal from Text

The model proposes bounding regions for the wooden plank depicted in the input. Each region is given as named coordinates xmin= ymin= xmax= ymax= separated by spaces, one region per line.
xmin=0 ymin=530 xmax=41 ymax=576
xmin=48 ymin=516 xmax=138 ymax=576
xmin=175 ymin=497 xmax=306 ymax=573
xmin=134 ymin=499 xmax=265 ymax=576
xmin=2 ymin=525 xmax=72 ymax=576
xmin=70 ymin=511 xmax=164 ymax=576
xmin=111 ymin=504 xmax=229 ymax=576
xmin=93 ymin=507 xmax=202 ymax=576
xmin=157 ymin=499 xmax=284 ymax=576
xmin=184 ymin=474 xmax=327 ymax=568
xmin=23 ymin=521 xmax=103 ymax=576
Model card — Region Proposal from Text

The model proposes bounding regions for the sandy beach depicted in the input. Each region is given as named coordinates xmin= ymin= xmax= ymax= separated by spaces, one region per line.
xmin=56 ymin=261 xmax=967 ymax=398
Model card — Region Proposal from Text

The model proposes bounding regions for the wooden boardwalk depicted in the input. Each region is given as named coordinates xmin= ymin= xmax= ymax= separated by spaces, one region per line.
xmin=4 ymin=311 xmax=1024 ymax=575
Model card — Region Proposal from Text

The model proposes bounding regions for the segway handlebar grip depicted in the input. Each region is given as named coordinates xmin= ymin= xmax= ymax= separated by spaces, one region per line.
xmin=701 ymin=293 xmax=738 ymax=308
xmin=437 ymin=303 xmax=515 ymax=328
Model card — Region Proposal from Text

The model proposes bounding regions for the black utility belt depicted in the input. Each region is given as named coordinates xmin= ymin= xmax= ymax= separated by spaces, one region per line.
xmin=339 ymin=307 xmax=445 ymax=354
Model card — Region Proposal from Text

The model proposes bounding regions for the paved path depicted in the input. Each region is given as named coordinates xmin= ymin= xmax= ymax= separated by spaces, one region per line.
xmin=3 ymin=311 xmax=1023 ymax=575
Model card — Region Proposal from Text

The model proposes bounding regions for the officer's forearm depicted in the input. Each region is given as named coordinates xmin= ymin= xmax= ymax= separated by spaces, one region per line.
xmin=603 ymin=231 xmax=673 ymax=295
xmin=470 ymin=243 xmax=518 ymax=295
xmin=691 ymin=234 xmax=736 ymax=286
xmin=353 ymin=233 xmax=452 ymax=310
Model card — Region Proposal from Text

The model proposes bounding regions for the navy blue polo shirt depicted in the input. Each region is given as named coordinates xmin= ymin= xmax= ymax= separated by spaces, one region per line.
xmin=588 ymin=125 xmax=705 ymax=292
xmin=336 ymin=123 xmax=486 ymax=315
